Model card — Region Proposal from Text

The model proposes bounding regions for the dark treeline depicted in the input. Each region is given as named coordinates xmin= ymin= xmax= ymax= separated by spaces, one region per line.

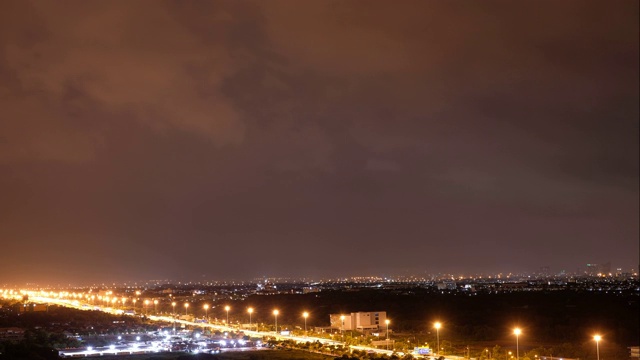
xmin=0 ymin=304 xmax=152 ymax=360
xmin=0 ymin=305 xmax=148 ymax=334
xmin=224 ymin=288 xmax=638 ymax=346
xmin=0 ymin=329 xmax=65 ymax=360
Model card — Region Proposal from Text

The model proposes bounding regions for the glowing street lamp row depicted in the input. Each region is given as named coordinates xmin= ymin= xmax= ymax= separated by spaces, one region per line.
xmin=427 ymin=323 xmax=602 ymax=359
xmin=164 ymin=303 xmax=312 ymax=333
xmin=2 ymin=291 xmax=297 ymax=329
xmin=510 ymin=327 xmax=602 ymax=360
xmin=0 ymin=289 xmax=606 ymax=358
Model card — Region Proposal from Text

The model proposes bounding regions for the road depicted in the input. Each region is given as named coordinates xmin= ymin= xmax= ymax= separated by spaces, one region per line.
xmin=27 ymin=294 xmax=464 ymax=359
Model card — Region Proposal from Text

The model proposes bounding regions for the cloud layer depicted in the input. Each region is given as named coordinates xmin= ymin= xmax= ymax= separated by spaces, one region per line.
xmin=0 ymin=0 xmax=637 ymax=284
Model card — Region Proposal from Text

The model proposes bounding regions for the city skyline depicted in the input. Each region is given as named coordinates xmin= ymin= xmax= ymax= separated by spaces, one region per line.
xmin=1 ymin=262 xmax=637 ymax=288
xmin=0 ymin=0 xmax=638 ymax=285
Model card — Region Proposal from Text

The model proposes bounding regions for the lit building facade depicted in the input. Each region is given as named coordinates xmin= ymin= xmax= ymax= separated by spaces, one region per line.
xmin=330 ymin=311 xmax=387 ymax=331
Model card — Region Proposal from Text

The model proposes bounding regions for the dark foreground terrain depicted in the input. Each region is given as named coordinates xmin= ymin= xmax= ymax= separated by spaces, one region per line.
xmin=1 ymin=287 xmax=637 ymax=359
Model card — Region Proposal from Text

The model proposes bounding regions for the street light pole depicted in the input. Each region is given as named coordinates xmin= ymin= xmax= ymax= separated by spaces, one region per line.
xmin=225 ymin=305 xmax=230 ymax=325
xmin=514 ymin=328 xmax=522 ymax=360
xmin=303 ymin=312 xmax=309 ymax=336
xmin=171 ymin=302 xmax=176 ymax=333
xmin=385 ymin=319 xmax=390 ymax=350
xmin=434 ymin=322 xmax=441 ymax=357
xmin=248 ymin=308 xmax=253 ymax=330
xmin=273 ymin=310 xmax=279 ymax=333
xmin=594 ymin=335 xmax=602 ymax=360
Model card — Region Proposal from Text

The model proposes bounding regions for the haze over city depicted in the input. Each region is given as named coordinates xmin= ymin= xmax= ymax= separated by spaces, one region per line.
xmin=0 ymin=0 xmax=638 ymax=285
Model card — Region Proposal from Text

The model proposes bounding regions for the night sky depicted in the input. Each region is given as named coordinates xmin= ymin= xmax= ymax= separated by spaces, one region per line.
xmin=1 ymin=1 xmax=638 ymax=285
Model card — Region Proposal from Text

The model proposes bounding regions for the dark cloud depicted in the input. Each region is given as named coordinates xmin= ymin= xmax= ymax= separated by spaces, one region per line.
xmin=0 ymin=0 xmax=245 ymax=164
xmin=0 ymin=0 xmax=637 ymax=284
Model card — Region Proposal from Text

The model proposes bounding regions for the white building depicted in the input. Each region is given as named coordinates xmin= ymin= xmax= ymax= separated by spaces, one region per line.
xmin=329 ymin=311 xmax=387 ymax=331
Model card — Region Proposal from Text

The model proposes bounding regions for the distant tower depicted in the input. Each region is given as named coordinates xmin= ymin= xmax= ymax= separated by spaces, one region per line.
xmin=586 ymin=263 xmax=599 ymax=276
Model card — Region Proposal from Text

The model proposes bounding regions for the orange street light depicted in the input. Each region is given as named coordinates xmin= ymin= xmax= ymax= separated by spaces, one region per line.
xmin=273 ymin=309 xmax=279 ymax=333
xmin=434 ymin=322 xmax=442 ymax=357
xmin=513 ymin=328 xmax=522 ymax=360
xmin=303 ymin=312 xmax=309 ymax=335
xmin=594 ymin=335 xmax=602 ymax=360
xmin=385 ymin=319 xmax=391 ymax=350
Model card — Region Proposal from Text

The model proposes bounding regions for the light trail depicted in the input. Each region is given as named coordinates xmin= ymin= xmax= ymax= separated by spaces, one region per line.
xmin=6 ymin=291 xmax=463 ymax=359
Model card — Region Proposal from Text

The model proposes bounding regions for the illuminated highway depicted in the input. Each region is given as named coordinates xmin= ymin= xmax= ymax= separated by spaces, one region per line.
xmin=24 ymin=294 xmax=363 ymax=349
xmin=4 ymin=290 xmax=464 ymax=359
